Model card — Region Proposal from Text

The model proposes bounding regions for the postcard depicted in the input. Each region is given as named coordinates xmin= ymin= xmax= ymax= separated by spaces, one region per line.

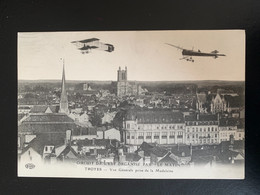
xmin=18 ymin=30 xmax=245 ymax=179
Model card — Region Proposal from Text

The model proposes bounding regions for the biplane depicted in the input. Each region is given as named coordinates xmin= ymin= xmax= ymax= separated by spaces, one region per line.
xmin=71 ymin=38 xmax=114 ymax=54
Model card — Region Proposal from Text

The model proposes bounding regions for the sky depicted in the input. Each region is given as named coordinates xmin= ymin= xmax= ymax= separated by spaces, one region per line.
xmin=18 ymin=30 xmax=245 ymax=81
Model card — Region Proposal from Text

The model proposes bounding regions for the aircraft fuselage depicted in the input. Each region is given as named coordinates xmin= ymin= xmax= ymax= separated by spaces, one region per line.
xmin=182 ymin=49 xmax=225 ymax=57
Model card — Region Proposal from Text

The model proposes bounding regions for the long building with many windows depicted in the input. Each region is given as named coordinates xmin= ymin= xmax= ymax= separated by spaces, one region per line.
xmin=122 ymin=109 xmax=244 ymax=146
xmin=123 ymin=109 xmax=185 ymax=145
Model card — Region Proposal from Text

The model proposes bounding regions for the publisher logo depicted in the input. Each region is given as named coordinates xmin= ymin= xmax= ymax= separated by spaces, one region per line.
xmin=25 ymin=163 xmax=35 ymax=169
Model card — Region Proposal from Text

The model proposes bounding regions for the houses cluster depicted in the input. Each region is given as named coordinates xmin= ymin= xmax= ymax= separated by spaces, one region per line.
xmin=18 ymin=64 xmax=244 ymax=169
xmin=19 ymin=128 xmax=244 ymax=168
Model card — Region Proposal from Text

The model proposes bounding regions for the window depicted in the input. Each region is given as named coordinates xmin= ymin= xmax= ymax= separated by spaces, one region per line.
xmin=138 ymin=133 xmax=144 ymax=139
xmin=196 ymin=127 xmax=198 ymax=132
xmin=146 ymin=132 xmax=152 ymax=139
xmin=187 ymin=135 xmax=189 ymax=139
xmin=200 ymin=128 xmax=202 ymax=132
xmin=169 ymin=132 xmax=175 ymax=138
xmin=215 ymin=134 xmax=218 ymax=138
xmin=154 ymin=132 xmax=160 ymax=139
xmin=162 ymin=132 xmax=167 ymax=139
xmin=211 ymin=127 xmax=214 ymax=131
xmin=45 ymin=146 xmax=48 ymax=152
xmin=131 ymin=136 xmax=135 ymax=139
xmin=177 ymin=131 xmax=183 ymax=138
xmin=127 ymin=124 xmax=130 ymax=129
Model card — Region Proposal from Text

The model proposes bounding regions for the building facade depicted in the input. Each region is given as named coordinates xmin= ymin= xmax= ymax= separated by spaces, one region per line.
xmin=123 ymin=109 xmax=185 ymax=145
xmin=185 ymin=114 xmax=219 ymax=145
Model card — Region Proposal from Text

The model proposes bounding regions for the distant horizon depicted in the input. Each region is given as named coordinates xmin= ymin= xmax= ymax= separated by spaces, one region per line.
xmin=18 ymin=79 xmax=245 ymax=82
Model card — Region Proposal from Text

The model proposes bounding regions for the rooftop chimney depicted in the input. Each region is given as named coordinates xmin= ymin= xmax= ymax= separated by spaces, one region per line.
xmin=230 ymin=134 xmax=234 ymax=145
xmin=65 ymin=130 xmax=72 ymax=145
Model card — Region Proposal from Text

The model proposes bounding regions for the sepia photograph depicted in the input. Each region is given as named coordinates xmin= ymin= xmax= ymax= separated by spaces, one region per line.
xmin=17 ymin=30 xmax=245 ymax=179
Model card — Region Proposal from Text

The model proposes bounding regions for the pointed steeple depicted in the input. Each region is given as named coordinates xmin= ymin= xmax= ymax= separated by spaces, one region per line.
xmin=59 ymin=59 xmax=69 ymax=114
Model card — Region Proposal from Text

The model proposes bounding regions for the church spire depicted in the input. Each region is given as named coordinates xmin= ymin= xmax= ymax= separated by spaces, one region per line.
xmin=59 ymin=59 xmax=69 ymax=114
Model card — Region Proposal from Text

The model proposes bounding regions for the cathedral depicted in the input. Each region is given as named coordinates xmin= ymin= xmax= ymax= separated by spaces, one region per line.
xmin=116 ymin=66 xmax=142 ymax=97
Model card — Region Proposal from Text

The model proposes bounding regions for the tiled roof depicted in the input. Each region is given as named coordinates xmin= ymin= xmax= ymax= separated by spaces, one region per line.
xmin=197 ymin=93 xmax=207 ymax=103
xmin=219 ymin=140 xmax=244 ymax=151
xmin=219 ymin=118 xmax=242 ymax=127
xmin=126 ymin=108 xmax=184 ymax=124
xmin=171 ymin=145 xmax=191 ymax=157
xmin=158 ymin=153 xmax=178 ymax=164
xmin=125 ymin=153 xmax=142 ymax=162
xmin=18 ymin=123 xmax=78 ymax=133
xmin=22 ymin=113 xmax=75 ymax=123
xmin=75 ymin=139 xmax=119 ymax=148
xmin=139 ymin=142 xmax=169 ymax=157
xmin=224 ymin=95 xmax=244 ymax=108
xmin=29 ymin=105 xmax=59 ymax=113
xmin=185 ymin=114 xmax=218 ymax=121
xmin=21 ymin=134 xmax=65 ymax=155
xmin=30 ymin=105 xmax=49 ymax=113
xmin=57 ymin=145 xmax=79 ymax=159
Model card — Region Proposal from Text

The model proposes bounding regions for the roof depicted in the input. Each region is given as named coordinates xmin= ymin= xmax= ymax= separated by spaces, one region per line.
xmin=18 ymin=123 xmax=78 ymax=133
xmin=219 ymin=140 xmax=244 ymax=151
xmin=75 ymin=139 xmax=119 ymax=148
xmin=219 ymin=118 xmax=243 ymax=127
xmin=158 ymin=153 xmax=178 ymax=164
xmin=139 ymin=142 xmax=169 ymax=157
xmin=125 ymin=153 xmax=142 ymax=162
xmin=185 ymin=114 xmax=218 ymax=121
xmin=224 ymin=95 xmax=244 ymax=108
xmin=29 ymin=105 xmax=59 ymax=113
xmin=197 ymin=93 xmax=207 ymax=103
xmin=21 ymin=134 xmax=65 ymax=155
xmin=171 ymin=145 xmax=191 ymax=157
xmin=57 ymin=145 xmax=79 ymax=159
xmin=126 ymin=108 xmax=184 ymax=124
xmin=22 ymin=113 xmax=75 ymax=123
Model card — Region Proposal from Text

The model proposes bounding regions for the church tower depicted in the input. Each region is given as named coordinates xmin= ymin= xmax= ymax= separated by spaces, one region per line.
xmin=117 ymin=66 xmax=127 ymax=82
xmin=59 ymin=59 xmax=69 ymax=114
